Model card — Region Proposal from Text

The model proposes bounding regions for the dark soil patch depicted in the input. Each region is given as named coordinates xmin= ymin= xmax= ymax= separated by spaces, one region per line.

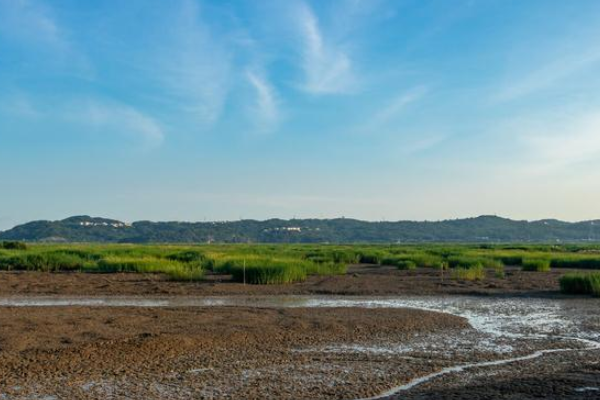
xmin=0 ymin=265 xmax=569 ymax=297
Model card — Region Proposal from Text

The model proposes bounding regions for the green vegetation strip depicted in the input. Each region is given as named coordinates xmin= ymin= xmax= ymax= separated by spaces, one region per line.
xmin=522 ymin=259 xmax=551 ymax=272
xmin=2 ymin=241 xmax=600 ymax=285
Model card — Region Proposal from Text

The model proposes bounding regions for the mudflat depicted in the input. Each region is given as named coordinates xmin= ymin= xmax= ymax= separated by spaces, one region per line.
xmin=1 ymin=268 xmax=599 ymax=400
xmin=0 ymin=306 xmax=467 ymax=399
xmin=0 ymin=265 xmax=564 ymax=297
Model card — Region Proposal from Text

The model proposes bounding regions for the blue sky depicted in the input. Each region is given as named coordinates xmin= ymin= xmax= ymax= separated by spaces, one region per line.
xmin=1 ymin=0 xmax=600 ymax=229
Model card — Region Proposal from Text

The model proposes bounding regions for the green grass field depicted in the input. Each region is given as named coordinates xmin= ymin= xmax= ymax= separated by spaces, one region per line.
xmin=2 ymin=241 xmax=600 ymax=291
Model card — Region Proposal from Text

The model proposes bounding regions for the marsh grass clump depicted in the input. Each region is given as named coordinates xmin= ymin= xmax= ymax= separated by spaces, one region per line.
xmin=494 ymin=264 xmax=506 ymax=279
xmin=550 ymin=257 xmax=600 ymax=270
xmin=101 ymin=246 xmax=166 ymax=260
xmin=303 ymin=249 xmax=358 ymax=264
xmin=381 ymin=253 xmax=442 ymax=268
xmin=413 ymin=254 xmax=444 ymax=268
xmin=304 ymin=261 xmax=347 ymax=275
xmin=219 ymin=259 xmax=307 ymax=284
xmin=96 ymin=256 xmax=176 ymax=273
xmin=560 ymin=273 xmax=600 ymax=296
xmin=481 ymin=258 xmax=504 ymax=269
xmin=451 ymin=265 xmax=485 ymax=281
xmin=447 ymin=256 xmax=484 ymax=270
xmin=495 ymin=255 xmax=523 ymax=266
xmin=0 ymin=251 xmax=93 ymax=272
xmin=52 ymin=248 xmax=103 ymax=261
xmin=216 ymin=257 xmax=345 ymax=284
xmin=522 ymin=259 xmax=551 ymax=272
xmin=380 ymin=256 xmax=400 ymax=266
xmin=396 ymin=260 xmax=417 ymax=270
xmin=96 ymin=256 xmax=204 ymax=281
xmin=357 ymin=251 xmax=384 ymax=265
xmin=162 ymin=264 xmax=204 ymax=281
xmin=166 ymin=250 xmax=206 ymax=263
xmin=238 ymin=264 xmax=305 ymax=284
xmin=0 ymin=241 xmax=27 ymax=250
xmin=380 ymin=256 xmax=417 ymax=270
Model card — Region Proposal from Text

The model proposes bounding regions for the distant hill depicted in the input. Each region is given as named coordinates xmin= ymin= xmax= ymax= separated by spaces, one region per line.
xmin=1 ymin=215 xmax=600 ymax=243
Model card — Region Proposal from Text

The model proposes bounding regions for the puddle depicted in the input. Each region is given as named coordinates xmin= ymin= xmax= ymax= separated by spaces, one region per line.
xmin=575 ymin=386 xmax=600 ymax=392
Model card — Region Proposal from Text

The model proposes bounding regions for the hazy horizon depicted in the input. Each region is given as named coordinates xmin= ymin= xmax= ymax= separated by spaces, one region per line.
xmin=2 ymin=0 xmax=600 ymax=231
xmin=3 ymin=213 xmax=600 ymax=232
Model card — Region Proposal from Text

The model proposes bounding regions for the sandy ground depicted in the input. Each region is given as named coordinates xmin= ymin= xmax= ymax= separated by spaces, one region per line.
xmin=0 ymin=265 xmax=567 ymax=297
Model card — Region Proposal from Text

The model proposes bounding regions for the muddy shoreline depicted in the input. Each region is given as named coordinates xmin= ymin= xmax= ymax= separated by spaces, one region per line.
xmin=0 ymin=269 xmax=598 ymax=399
xmin=0 ymin=306 xmax=469 ymax=400
xmin=0 ymin=265 xmax=571 ymax=297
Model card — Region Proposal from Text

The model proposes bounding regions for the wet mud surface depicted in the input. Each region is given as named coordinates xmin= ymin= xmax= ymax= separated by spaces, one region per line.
xmin=0 ymin=268 xmax=599 ymax=399
xmin=0 ymin=265 xmax=566 ymax=297
xmin=391 ymin=350 xmax=600 ymax=400
xmin=0 ymin=306 xmax=468 ymax=400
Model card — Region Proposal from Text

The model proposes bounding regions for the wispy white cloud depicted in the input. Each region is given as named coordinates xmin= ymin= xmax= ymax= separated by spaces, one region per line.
xmin=0 ymin=0 xmax=93 ymax=78
xmin=151 ymin=0 xmax=232 ymax=126
xmin=0 ymin=94 xmax=42 ymax=118
xmin=397 ymin=134 xmax=447 ymax=155
xmin=494 ymin=44 xmax=600 ymax=102
xmin=355 ymin=87 xmax=444 ymax=154
xmin=0 ymin=0 xmax=67 ymax=51
xmin=358 ymin=86 xmax=429 ymax=135
xmin=0 ymin=94 xmax=164 ymax=149
xmin=328 ymin=0 xmax=390 ymax=38
xmin=369 ymin=87 xmax=428 ymax=129
xmin=295 ymin=2 xmax=355 ymax=94
xmin=69 ymin=100 xmax=165 ymax=149
xmin=246 ymin=70 xmax=280 ymax=132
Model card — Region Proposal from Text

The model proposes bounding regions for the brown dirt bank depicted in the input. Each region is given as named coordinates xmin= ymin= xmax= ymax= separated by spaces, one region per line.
xmin=0 ymin=306 xmax=468 ymax=400
xmin=0 ymin=265 xmax=569 ymax=297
